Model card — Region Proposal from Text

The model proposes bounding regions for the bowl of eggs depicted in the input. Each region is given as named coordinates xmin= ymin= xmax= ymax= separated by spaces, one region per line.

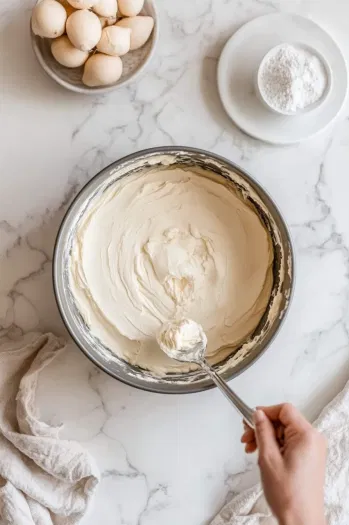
xmin=30 ymin=0 xmax=158 ymax=93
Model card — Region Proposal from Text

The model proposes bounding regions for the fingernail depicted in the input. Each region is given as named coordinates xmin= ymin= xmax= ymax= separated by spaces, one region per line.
xmin=253 ymin=409 xmax=265 ymax=424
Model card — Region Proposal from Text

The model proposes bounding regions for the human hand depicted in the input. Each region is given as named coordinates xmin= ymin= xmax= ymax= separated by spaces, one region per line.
xmin=241 ymin=404 xmax=327 ymax=525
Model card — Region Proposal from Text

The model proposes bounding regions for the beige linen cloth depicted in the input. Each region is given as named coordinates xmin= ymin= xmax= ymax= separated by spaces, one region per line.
xmin=211 ymin=380 xmax=349 ymax=525
xmin=0 ymin=331 xmax=99 ymax=525
xmin=2 ymin=330 xmax=348 ymax=525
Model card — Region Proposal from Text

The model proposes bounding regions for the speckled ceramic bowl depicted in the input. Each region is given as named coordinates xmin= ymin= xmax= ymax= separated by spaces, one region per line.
xmin=30 ymin=0 xmax=158 ymax=94
xmin=53 ymin=147 xmax=294 ymax=394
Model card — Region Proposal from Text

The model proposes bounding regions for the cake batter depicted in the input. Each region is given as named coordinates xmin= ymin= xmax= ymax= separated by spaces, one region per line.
xmin=157 ymin=318 xmax=207 ymax=362
xmin=69 ymin=167 xmax=274 ymax=375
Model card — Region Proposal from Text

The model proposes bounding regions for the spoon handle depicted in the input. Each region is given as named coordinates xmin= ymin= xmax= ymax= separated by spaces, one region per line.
xmin=200 ymin=359 xmax=255 ymax=428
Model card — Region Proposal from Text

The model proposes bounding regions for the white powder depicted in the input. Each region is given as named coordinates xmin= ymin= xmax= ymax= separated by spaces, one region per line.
xmin=259 ymin=44 xmax=328 ymax=114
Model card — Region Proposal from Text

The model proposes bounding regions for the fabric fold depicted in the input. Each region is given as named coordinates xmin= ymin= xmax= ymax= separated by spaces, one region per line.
xmin=211 ymin=380 xmax=349 ymax=525
xmin=0 ymin=332 xmax=99 ymax=525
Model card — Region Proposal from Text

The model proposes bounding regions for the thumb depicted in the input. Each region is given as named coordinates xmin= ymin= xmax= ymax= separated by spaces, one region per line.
xmin=253 ymin=409 xmax=282 ymax=463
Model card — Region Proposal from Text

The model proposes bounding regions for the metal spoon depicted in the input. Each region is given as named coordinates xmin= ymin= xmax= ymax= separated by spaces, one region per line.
xmin=158 ymin=324 xmax=255 ymax=429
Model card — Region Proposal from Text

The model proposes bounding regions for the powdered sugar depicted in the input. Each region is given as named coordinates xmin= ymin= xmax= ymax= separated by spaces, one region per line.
xmin=259 ymin=44 xmax=328 ymax=114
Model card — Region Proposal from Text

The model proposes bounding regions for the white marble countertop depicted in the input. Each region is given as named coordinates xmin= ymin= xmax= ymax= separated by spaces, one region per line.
xmin=1 ymin=0 xmax=349 ymax=523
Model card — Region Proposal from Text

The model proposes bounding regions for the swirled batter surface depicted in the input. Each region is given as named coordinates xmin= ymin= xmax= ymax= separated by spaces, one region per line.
xmin=70 ymin=167 xmax=274 ymax=375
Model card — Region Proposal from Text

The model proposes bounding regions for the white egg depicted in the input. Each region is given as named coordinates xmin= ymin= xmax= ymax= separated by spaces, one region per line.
xmin=31 ymin=0 xmax=67 ymax=38
xmin=67 ymin=0 xmax=96 ymax=9
xmin=118 ymin=0 xmax=143 ymax=17
xmin=66 ymin=10 xmax=102 ymax=51
xmin=97 ymin=26 xmax=131 ymax=56
xmin=98 ymin=15 xmax=117 ymax=28
xmin=116 ymin=15 xmax=153 ymax=51
xmin=51 ymin=35 xmax=89 ymax=67
xmin=82 ymin=54 xmax=123 ymax=86
xmin=93 ymin=0 xmax=117 ymax=18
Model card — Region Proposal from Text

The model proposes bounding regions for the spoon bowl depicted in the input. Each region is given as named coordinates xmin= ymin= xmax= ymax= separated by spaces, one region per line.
xmin=158 ymin=341 xmax=205 ymax=363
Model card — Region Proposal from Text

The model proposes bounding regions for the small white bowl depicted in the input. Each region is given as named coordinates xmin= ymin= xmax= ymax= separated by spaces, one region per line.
xmin=256 ymin=43 xmax=333 ymax=116
xmin=31 ymin=0 xmax=158 ymax=95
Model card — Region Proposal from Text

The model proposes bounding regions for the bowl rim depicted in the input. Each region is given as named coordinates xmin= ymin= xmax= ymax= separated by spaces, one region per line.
xmin=30 ymin=0 xmax=159 ymax=94
xmin=256 ymin=42 xmax=333 ymax=116
xmin=53 ymin=146 xmax=295 ymax=394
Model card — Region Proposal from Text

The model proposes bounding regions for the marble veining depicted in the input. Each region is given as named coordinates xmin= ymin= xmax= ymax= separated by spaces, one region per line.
xmin=1 ymin=0 xmax=349 ymax=523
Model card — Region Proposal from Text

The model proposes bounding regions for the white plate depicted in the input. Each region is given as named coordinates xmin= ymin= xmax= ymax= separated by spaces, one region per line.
xmin=217 ymin=13 xmax=348 ymax=145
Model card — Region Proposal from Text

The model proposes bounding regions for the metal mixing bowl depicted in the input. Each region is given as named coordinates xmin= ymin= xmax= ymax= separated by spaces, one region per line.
xmin=53 ymin=147 xmax=294 ymax=394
